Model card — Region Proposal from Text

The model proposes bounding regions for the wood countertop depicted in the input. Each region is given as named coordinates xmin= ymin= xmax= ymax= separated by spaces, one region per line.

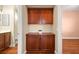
xmin=0 ymin=31 xmax=11 ymax=33
xmin=26 ymin=32 xmax=55 ymax=35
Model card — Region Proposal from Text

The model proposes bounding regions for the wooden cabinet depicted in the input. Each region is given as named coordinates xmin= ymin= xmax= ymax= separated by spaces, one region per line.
xmin=26 ymin=34 xmax=40 ymax=51
xmin=26 ymin=33 xmax=55 ymax=54
xmin=28 ymin=8 xmax=53 ymax=24
xmin=4 ymin=32 xmax=11 ymax=48
xmin=28 ymin=8 xmax=40 ymax=24
xmin=40 ymin=9 xmax=53 ymax=24
xmin=0 ymin=33 xmax=4 ymax=50
xmin=40 ymin=35 xmax=55 ymax=52
xmin=0 ymin=32 xmax=11 ymax=51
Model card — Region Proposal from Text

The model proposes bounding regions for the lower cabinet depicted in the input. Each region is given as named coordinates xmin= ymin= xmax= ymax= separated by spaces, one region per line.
xmin=4 ymin=32 xmax=11 ymax=48
xmin=26 ymin=35 xmax=40 ymax=51
xmin=0 ymin=33 xmax=4 ymax=50
xmin=26 ymin=33 xmax=55 ymax=54
xmin=0 ymin=32 xmax=11 ymax=51
xmin=40 ymin=35 xmax=55 ymax=53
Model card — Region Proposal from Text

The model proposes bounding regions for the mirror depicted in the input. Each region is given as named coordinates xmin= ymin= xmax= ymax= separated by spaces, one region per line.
xmin=0 ymin=14 xmax=1 ymax=25
xmin=0 ymin=14 xmax=10 ymax=26
xmin=2 ymin=14 xmax=9 ymax=26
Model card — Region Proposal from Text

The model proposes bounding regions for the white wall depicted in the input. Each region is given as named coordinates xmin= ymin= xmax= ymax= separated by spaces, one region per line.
xmin=0 ymin=6 xmax=13 ymax=32
xmin=0 ymin=6 xmax=15 ymax=47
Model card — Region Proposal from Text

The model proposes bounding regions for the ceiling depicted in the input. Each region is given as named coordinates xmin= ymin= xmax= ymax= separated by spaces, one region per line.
xmin=62 ymin=5 xmax=79 ymax=11
xmin=26 ymin=5 xmax=55 ymax=8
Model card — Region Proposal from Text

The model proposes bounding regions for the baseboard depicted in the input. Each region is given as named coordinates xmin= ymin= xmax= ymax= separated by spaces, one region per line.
xmin=55 ymin=50 xmax=57 ymax=54
xmin=9 ymin=44 xmax=15 ymax=47
xmin=63 ymin=37 xmax=79 ymax=39
xmin=9 ymin=43 xmax=17 ymax=47
xmin=54 ymin=50 xmax=63 ymax=54
xmin=24 ymin=50 xmax=26 ymax=54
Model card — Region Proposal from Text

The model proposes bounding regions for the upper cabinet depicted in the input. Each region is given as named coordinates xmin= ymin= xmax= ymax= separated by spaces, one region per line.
xmin=28 ymin=8 xmax=53 ymax=24
xmin=40 ymin=8 xmax=53 ymax=24
xmin=28 ymin=8 xmax=40 ymax=24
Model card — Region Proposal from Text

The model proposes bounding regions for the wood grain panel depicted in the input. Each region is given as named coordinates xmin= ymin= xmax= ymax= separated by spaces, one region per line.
xmin=27 ymin=50 xmax=54 ymax=54
xmin=40 ymin=35 xmax=55 ymax=51
xmin=26 ymin=33 xmax=55 ymax=54
xmin=0 ymin=33 xmax=4 ymax=50
xmin=40 ymin=8 xmax=53 ymax=24
xmin=63 ymin=39 xmax=79 ymax=54
xmin=4 ymin=32 xmax=11 ymax=48
xmin=0 ymin=32 xmax=11 ymax=52
xmin=28 ymin=8 xmax=53 ymax=24
xmin=28 ymin=8 xmax=40 ymax=24
xmin=26 ymin=34 xmax=40 ymax=51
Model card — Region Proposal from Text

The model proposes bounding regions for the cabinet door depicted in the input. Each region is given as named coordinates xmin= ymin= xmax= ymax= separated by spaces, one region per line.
xmin=0 ymin=33 xmax=4 ymax=50
xmin=40 ymin=8 xmax=53 ymax=24
xmin=4 ymin=32 xmax=11 ymax=48
xmin=40 ymin=35 xmax=55 ymax=51
xmin=26 ymin=35 xmax=40 ymax=51
xmin=28 ymin=8 xmax=40 ymax=24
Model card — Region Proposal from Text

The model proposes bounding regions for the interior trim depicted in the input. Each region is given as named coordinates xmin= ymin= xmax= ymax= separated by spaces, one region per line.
xmin=63 ymin=37 xmax=79 ymax=39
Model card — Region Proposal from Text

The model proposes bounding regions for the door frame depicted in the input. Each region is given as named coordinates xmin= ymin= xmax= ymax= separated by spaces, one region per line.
xmin=54 ymin=5 xmax=62 ymax=54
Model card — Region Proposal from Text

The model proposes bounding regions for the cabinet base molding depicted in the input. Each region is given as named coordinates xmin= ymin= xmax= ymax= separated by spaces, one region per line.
xmin=26 ymin=50 xmax=54 ymax=54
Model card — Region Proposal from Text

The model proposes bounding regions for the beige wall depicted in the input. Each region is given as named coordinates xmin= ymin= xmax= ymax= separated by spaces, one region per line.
xmin=62 ymin=10 xmax=79 ymax=37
